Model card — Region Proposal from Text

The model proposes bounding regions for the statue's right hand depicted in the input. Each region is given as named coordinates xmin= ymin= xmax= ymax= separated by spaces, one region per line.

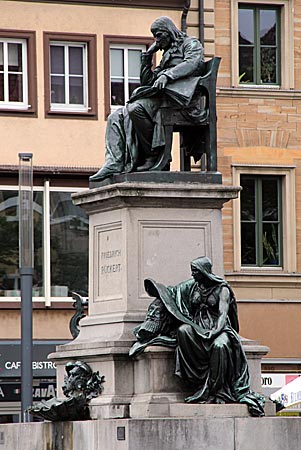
xmin=146 ymin=41 xmax=160 ymax=55
xmin=153 ymin=74 xmax=168 ymax=90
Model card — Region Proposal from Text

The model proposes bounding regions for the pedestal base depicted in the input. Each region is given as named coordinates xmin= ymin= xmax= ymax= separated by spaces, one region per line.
xmin=3 ymin=415 xmax=301 ymax=450
xmin=50 ymin=337 xmax=274 ymax=419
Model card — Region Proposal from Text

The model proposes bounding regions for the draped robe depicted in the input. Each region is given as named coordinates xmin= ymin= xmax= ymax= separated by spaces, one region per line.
xmin=130 ymin=277 xmax=265 ymax=417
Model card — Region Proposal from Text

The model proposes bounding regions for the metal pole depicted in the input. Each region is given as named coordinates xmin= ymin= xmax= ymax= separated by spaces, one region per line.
xmin=19 ymin=153 xmax=33 ymax=422
xmin=181 ymin=0 xmax=191 ymax=32
xmin=20 ymin=266 xmax=33 ymax=422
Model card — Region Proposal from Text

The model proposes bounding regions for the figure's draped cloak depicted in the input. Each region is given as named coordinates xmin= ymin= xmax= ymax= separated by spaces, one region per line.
xmin=130 ymin=278 xmax=265 ymax=417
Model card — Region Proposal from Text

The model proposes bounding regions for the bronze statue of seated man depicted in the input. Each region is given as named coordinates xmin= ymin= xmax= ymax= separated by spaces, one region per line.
xmin=90 ymin=16 xmax=205 ymax=182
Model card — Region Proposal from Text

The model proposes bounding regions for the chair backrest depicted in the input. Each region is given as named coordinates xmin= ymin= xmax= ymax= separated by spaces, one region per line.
xmin=204 ymin=57 xmax=221 ymax=73
xmin=200 ymin=57 xmax=221 ymax=84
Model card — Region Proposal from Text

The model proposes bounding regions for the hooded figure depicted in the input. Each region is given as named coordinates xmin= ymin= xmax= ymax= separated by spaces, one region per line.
xmin=130 ymin=256 xmax=265 ymax=417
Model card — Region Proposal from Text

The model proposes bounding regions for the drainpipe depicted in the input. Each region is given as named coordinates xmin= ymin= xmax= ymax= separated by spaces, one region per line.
xmin=199 ymin=0 xmax=204 ymax=45
xmin=181 ymin=0 xmax=191 ymax=32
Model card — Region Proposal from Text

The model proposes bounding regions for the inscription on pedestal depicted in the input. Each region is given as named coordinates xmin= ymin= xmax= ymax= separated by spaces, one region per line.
xmin=94 ymin=223 xmax=122 ymax=302
xmin=101 ymin=249 xmax=122 ymax=275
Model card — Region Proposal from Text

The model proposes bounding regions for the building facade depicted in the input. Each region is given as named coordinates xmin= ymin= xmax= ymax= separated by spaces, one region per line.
xmin=213 ymin=0 xmax=301 ymax=412
xmin=0 ymin=0 xmax=191 ymax=421
xmin=0 ymin=0 xmax=301 ymax=418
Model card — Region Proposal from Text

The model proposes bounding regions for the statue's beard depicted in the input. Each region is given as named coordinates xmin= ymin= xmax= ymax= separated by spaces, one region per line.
xmin=135 ymin=319 xmax=161 ymax=341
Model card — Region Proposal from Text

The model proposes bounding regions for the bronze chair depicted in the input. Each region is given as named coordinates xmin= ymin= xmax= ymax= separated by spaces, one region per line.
xmin=150 ymin=57 xmax=221 ymax=172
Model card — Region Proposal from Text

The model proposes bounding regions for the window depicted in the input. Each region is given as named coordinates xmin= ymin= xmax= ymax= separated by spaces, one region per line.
xmin=104 ymin=36 xmax=152 ymax=118
xmin=110 ymin=44 xmax=146 ymax=110
xmin=50 ymin=42 xmax=88 ymax=112
xmin=238 ymin=5 xmax=280 ymax=85
xmin=0 ymin=39 xmax=27 ymax=105
xmin=0 ymin=184 xmax=88 ymax=304
xmin=232 ymin=165 xmax=296 ymax=272
xmin=44 ymin=33 xmax=97 ymax=117
xmin=231 ymin=1 xmax=294 ymax=89
xmin=0 ymin=30 xmax=36 ymax=114
xmin=240 ymin=175 xmax=282 ymax=267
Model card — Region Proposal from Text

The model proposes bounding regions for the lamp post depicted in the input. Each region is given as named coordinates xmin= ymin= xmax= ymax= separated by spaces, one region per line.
xmin=19 ymin=153 xmax=33 ymax=422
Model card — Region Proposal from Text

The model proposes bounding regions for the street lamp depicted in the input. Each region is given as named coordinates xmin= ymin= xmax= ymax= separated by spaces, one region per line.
xmin=19 ymin=153 xmax=33 ymax=422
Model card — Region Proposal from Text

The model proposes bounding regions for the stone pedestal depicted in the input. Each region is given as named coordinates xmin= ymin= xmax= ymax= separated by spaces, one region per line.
xmin=49 ymin=174 xmax=274 ymax=418
xmin=72 ymin=175 xmax=239 ymax=343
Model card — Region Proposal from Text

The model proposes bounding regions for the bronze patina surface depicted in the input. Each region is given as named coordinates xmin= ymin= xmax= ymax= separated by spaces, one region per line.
xmin=90 ymin=16 xmax=206 ymax=182
xmin=130 ymin=256 xmax=265 ymax=417
xmin=28 ymin=361 xmax=105 ymax=421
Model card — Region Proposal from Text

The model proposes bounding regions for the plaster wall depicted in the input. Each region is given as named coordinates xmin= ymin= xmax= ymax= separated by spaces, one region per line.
xmin=238 ymin=302 xmax=301 ymax=359
xmin=0 ymin=309 xmax=73 ymax=340
xmin=0 ymin=1 xmax=182 ymax=168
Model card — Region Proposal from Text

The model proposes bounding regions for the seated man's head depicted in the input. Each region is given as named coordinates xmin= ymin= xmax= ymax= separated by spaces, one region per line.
xmin=151 ymin=16 xmax=185 ymax=51
xmin=151 ymin=27 xmax=172 ymax=51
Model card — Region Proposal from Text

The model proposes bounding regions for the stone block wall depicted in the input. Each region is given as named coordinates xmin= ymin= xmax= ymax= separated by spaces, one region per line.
xmin=1 ymin=417 xmax=301 ymax=450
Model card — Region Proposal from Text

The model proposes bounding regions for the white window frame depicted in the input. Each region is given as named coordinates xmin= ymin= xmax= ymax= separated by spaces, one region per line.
xmin=0 ymin=38 xmax=29 ymax=110
xmin=231 ymin=0 xmax=294 ymax=89
xmin=110 ymin=43 xmax=146 ymax=112
xmin=232 ymin=164 xmax=296 ymax=273
xmin=0 ymin=184 xmax=88 ymax=305
xmin=50 ymin=41 xmax=88 ymax=113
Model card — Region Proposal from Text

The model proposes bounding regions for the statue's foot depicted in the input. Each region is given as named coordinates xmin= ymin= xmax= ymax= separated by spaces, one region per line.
xmin=136 ymin=156 xmax=158 ymax=172
xmin=89 ymin=167 xmax=121 ymax=182
xmin=185 ymin=384 xmax=209 ymax=403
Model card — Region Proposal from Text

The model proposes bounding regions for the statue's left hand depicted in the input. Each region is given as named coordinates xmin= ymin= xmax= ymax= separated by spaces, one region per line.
xmin=203 ymin=330 xmax=214 ymax=340
xmin=153 ymin=74 xmax=168 ymax=90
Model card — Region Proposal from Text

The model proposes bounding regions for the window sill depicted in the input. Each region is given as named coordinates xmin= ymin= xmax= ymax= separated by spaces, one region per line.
xmin=217 ymin=86 xmax=301 ymax=100
xmin=0 ymin=299 xmax=75 ymax=309
xmin=225 ymin=271 xmax=301 ymax=281
xmin=0 ymin=104 xmax=31 ymax=110
xmin=240 ymin=266 xmax=283 ymax=272
xmin=46 ymin=109 xmax=97 ymax=119
xmin=225 ymin=272 xmax=301 ymax=301
xmin=50 ymin=106 xmax=89 ymax=113
xmin=0 ymin=107 xmax=37 ymax=117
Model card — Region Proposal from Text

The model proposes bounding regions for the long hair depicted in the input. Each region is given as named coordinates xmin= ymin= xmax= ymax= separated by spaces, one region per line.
xmin=150 ymin=16 xmax=186 ymax=45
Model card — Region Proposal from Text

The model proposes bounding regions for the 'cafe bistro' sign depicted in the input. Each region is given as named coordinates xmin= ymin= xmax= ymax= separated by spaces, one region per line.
xmin=0 ymin=340 xmax=67 ymax=377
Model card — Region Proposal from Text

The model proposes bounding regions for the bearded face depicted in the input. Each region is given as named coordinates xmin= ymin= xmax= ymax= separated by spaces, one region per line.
xmin=152 ymin=28 xmax=172 ymax=51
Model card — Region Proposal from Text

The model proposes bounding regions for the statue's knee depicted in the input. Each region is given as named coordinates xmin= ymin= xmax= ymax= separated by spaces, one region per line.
xmin=212 ymin=334 xmax=229 ymax=351
xmin=127 ymin=102 xmax=143 ymax=119
xmin=177 ymin=324 xmax=192 ymax=339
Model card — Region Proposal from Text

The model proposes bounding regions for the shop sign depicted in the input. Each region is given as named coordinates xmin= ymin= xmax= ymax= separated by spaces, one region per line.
xmin=261 ymin=373 xmax=299 ymax=389
xmin=0 ymin=380 xmax=56 ymax=402
xmin=270 ymin=375 xmax=301 ymax=409
xmin=0 ymin=341 xmax=67 ymax=377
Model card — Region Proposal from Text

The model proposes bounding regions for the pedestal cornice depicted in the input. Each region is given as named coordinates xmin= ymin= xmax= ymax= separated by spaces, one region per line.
xmin=73 ymin=178 xmax=241 ymax=213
